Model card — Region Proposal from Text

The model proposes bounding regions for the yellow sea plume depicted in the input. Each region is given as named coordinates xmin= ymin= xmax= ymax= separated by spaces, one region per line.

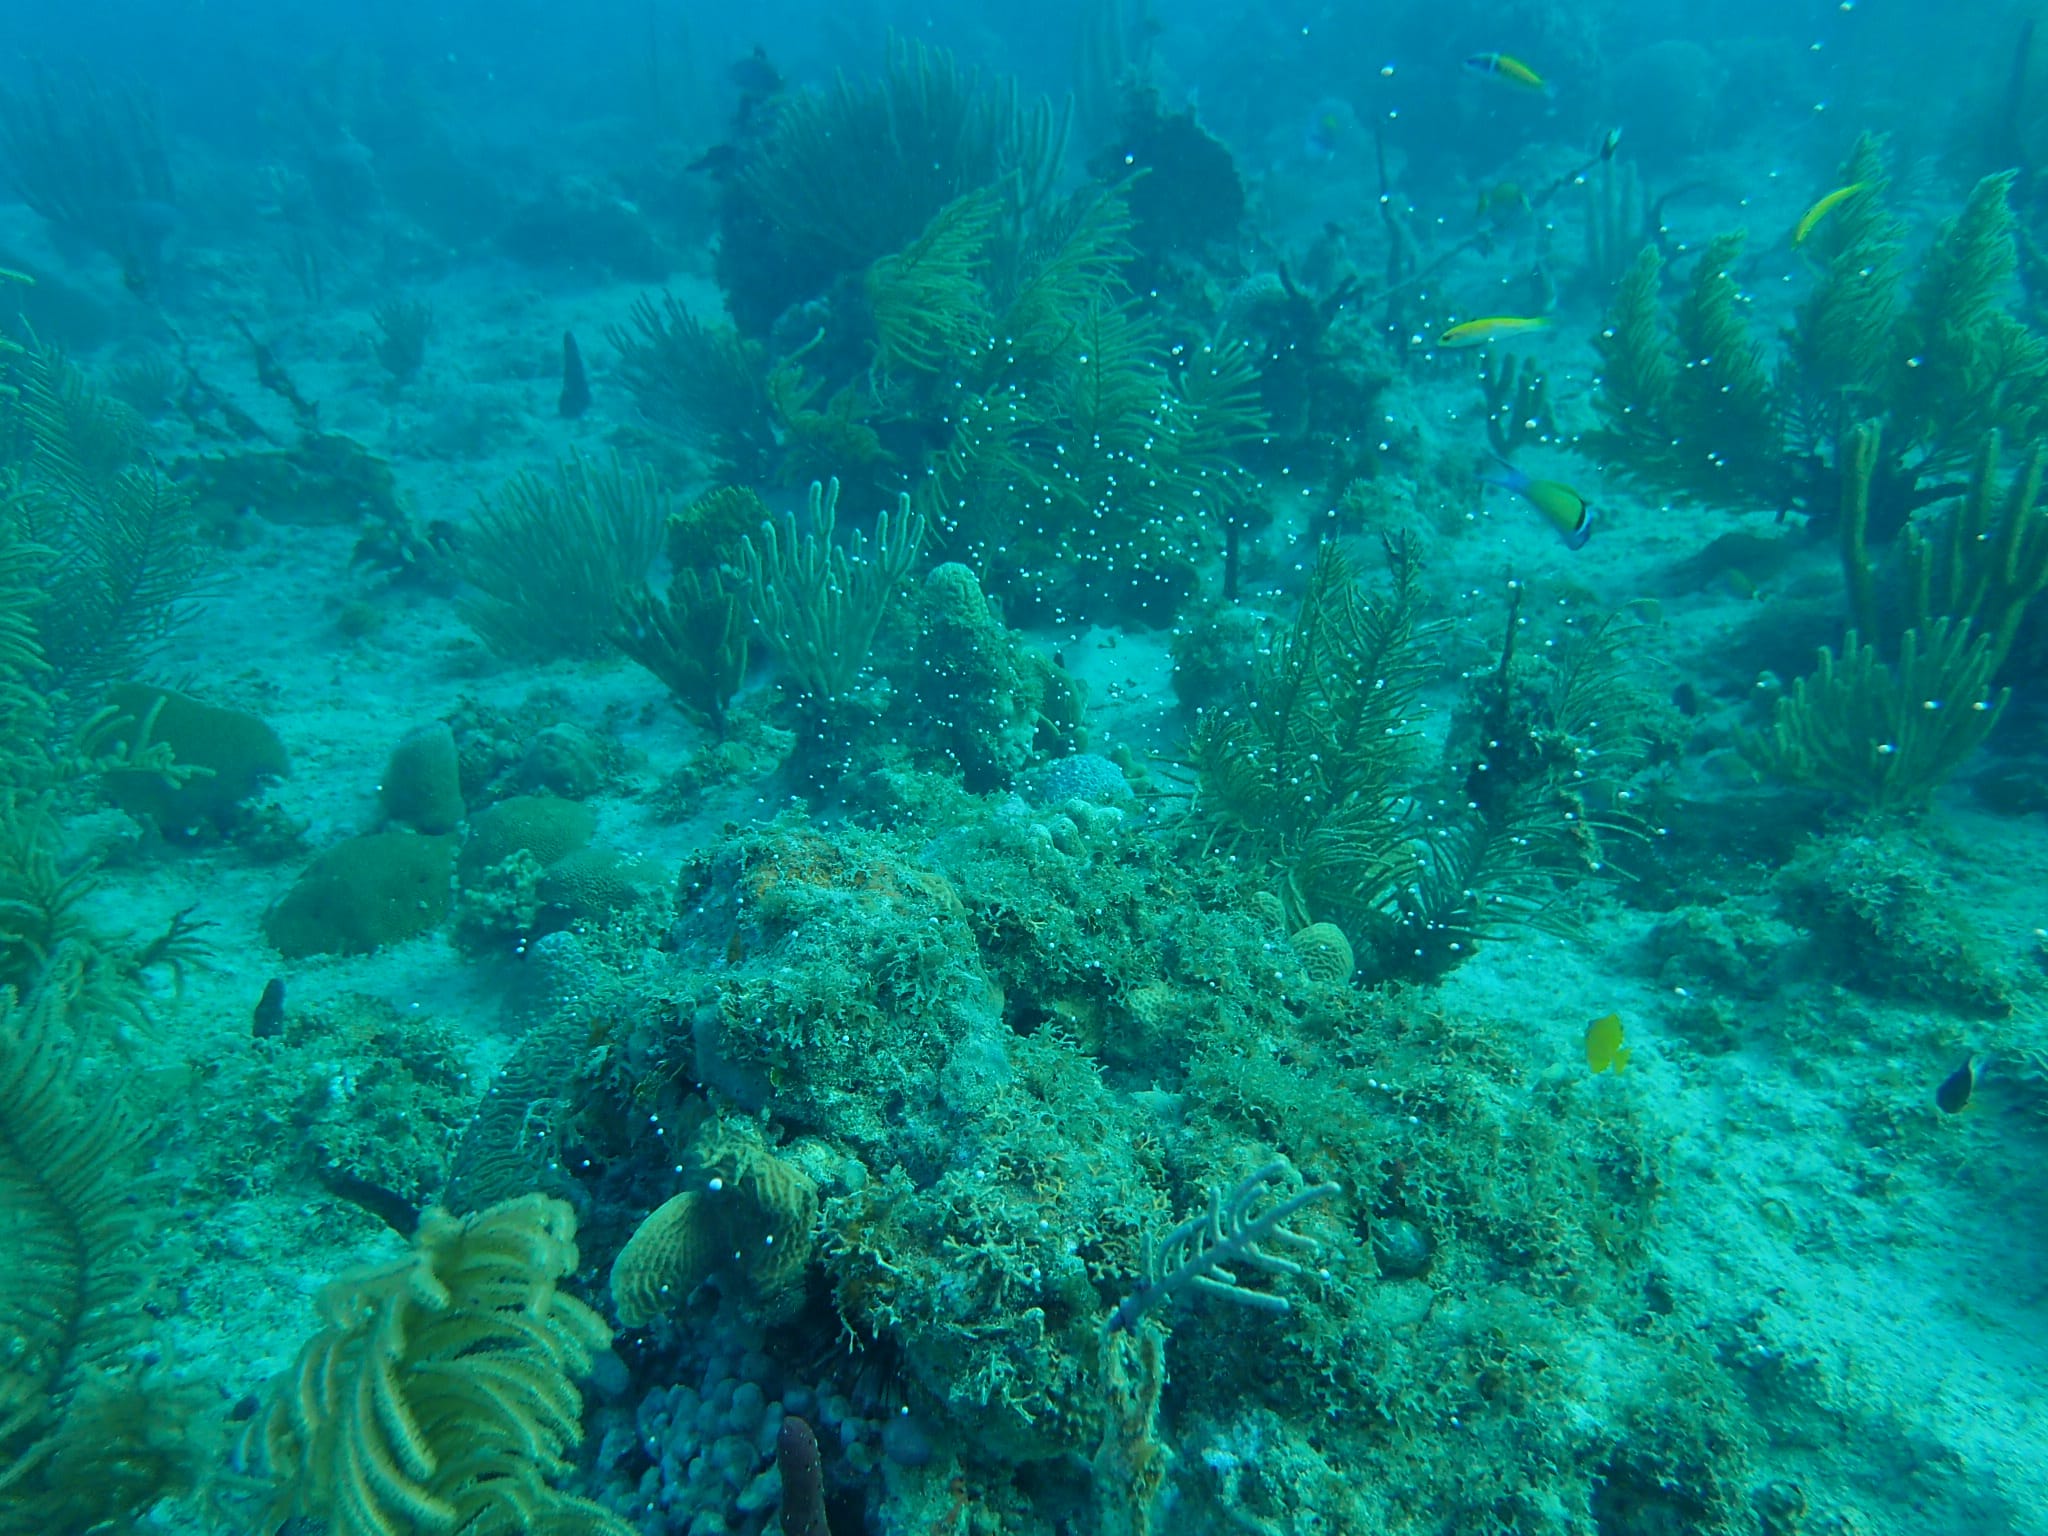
xmin=610 ymin=1123 xmax=819 ymax=1328
xmin=249 ymin=1193 xmax=631 ymax=1536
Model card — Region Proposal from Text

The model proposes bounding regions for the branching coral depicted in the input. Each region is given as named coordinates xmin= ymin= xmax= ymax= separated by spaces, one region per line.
xmin=718 ymin=34 xmax=1069 ymax=333
xmin=1744 ymin=425 xmax=2047 ymax=811
xmin=1193 ymin=547 xmax=1662 ymax=979
xmin=1743 ymin=622 xmax=2004 ymax=812
xmin=612 ymin=571 xmax=749 ymax=736
xmin=459 ymin=452 xmax=667 ymax=660
xmin=883 ymin=184 xmax=1267 ymax=614
xmin=605 ymin=294 xmax=778 ymax=481
xmin=249 ymin=1194 xmax=631 ymax=1536
xmin=0 ymin=960 xmax=209 ymax=1534
xmin=5 ymin=341 xmax=208 ymax=715
xmin=736 ymin=477 xmax=924 ymax=701
xmin=0 ymin=67 xmax=177 ymax=289
xmin=1190 ymin=539 xmax=1437 ymax=932
xmin=1590 ymin=137 xmax=2048 ymax=532
xmin=1104 ymin=1162 xmax=1339 ymax=1338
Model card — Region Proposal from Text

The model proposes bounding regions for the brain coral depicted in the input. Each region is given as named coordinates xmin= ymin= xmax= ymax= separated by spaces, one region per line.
xmin=1288 ymin=921 xmax=1355 ymax=986
xmin=609 ymin=1123 xmax=819 ymax=1327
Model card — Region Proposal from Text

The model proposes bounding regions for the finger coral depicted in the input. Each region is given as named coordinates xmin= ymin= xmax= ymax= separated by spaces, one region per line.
xmin=249 ymin=1193 xmax=631 ymax=1536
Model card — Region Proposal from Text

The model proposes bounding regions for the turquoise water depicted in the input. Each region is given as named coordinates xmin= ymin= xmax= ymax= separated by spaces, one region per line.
xmin=0 ymin=3 xmax=2044 ymax=1533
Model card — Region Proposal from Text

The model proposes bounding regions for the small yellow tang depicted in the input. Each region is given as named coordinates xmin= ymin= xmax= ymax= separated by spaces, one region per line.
xmin=1585 ymin=1012 xmax=1632 ymax=1074
xmin=1792 ymin=182 xmax=1870 ymax=246
xmin=1438 ymin=315 xmax=1552 ymax=349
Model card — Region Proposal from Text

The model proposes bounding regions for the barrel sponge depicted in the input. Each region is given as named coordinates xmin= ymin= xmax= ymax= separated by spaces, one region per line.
xmin=458 ymin=795 xmax=595 ymax=883
xmin=102 ymin=683 xmax=290 ymax=838
xmin=380 ymin=722 xmax=465 ymax=835
xmin=609 ymin=1124 xmax=818 ymax=1327
xmin=263 ymin=832 xmax=460 ymax=958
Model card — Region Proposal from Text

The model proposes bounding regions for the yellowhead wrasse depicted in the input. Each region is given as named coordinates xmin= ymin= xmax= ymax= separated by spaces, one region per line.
xmin=1437 ymin=314 xmax=1551 ymax=348
xmin=1792 ymin=182 xmax=1870 ymax=246
xmin=1464 ymin=51 xmax=1551 ymax=94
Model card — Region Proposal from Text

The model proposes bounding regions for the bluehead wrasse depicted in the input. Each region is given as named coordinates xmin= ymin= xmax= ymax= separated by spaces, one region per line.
xmin=1481 ymin=453 xmax=1593 ymax=550
xmin=1464 ymin=51 xmax=1550 ymax=93
xmin=1935 ymin=1056 xmax=1977 ymax=1113
xmin=1585 ymin=1012 xmax=1631 ymax=1073
xmin=1438 ymin=314 xmax=1551 ymax=348
xmin=1793 ymin=182 xmax=1870 ymax=245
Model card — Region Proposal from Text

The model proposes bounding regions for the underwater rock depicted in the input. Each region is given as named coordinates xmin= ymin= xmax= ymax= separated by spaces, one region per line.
xmin=1169 ymin=600 xmax=1265 ymax=713
xmin=910 ymin=563 xmax=1044 ymax=791
xmin=380 ymin=722 xmax=465 ymax=835
xmin=263 ymin=832 xmax=459 ymax=958
xmin=102 ymin=683 xmax=290 ymax=840
xmin=177 ymin=432 xmax=400 ymax=527
xmin=1779 ymin=833 xmax=2011 ymax=1015
xmin=1370 ymin=1215 xmax=1434 ymax=1278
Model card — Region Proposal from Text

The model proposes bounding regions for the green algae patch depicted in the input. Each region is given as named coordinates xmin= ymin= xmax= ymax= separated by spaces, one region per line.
xmin=264 ymin=832 xmax=460 ymax=958
xmin=102 ymin=683 xmax=291 ymax=839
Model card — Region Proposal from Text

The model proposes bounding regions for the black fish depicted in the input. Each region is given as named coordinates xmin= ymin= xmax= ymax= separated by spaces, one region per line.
xmin=252 ymin=977 xmax=286 ymax=1038
xmin=728 ymin=45 xmax=782 ymax=98
xmin=688 ymin=143 xmax=740 ymax=177
xmin=1935 ymin=1057 xmax=1977 ymax=1114
xmin=558 ymin=331 xmax=591 ymax=418
xmin=312 ymin=1154 xmax=421 ymax=1236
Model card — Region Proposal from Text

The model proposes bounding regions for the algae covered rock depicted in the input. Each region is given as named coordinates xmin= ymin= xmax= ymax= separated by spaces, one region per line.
xmin=264 ymin=832 xmax=459 ymax=957
xmin=102 ymin=683 xmax=291 ymax=839
xmin=516 ymin=724 xmax=607 ymax=799
xmin=1779 ymin=832 xmax=2011 ymax=1014
xmin=380 ymin=722 xmax=465 ymax=834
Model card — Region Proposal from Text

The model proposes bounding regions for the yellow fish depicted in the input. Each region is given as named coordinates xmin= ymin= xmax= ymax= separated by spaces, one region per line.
xmin=1437 ymin=315 xmax=1551 ymax=349
xmin=1585 ymin=1012 xmax=1632 ymax=1074
xmin=1792 ymin=182 xmax=1869 ymax=246
xmin=1464 ymin=52 xmax=1550 ymax=94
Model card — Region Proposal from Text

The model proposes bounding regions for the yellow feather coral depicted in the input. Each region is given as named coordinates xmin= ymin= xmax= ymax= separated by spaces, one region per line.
xmin=251 ymin=1194 xmax=631 ymax=1536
